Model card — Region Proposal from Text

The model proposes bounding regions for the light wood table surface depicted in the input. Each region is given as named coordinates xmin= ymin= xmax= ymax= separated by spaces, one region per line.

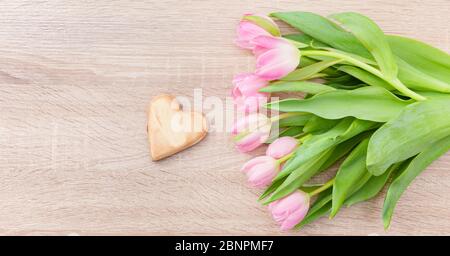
xmin=0 ymin=0 xmax=449 ymax=235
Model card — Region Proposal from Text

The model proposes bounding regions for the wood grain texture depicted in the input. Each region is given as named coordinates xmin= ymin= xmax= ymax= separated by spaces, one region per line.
xmin=0 ymin=0 xmax=449 ymax=235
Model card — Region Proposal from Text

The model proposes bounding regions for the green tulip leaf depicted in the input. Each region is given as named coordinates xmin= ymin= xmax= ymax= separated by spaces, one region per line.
xmin=292 ymin=56 xmax=343 ymax=77
xmin=266 ymin=86 xmax=411 ymax=122
xmin=382 ymin=136 xmax=450 ymax=229
xmin=260 ymin=81 xmax=336 ymax=95
xmin=266 ymin=148 xmax=334 ymax=204
xmin=283 ymin=33 xmax=329 ymax=49
xmin=345 ymin=162 xmax=401 ymax=207
xmin=331 ymin=138 xmax=372 ymax=217
xmin=339 ymin=65 xmax=392 ymax=90
xmin=318 ymin=131 xmax=371 ymax=172
xmin=271 ymin=12 xmax=372 ymax=59
xmin=327 ymin=83 xmax=364 ymax=90
xmin=281 ymin=59 xmax=343 ymax=81
xmin=272 ymin=11 xmax=448 ymax=94
xmin=300 ymin=56 xmax=318 ymax=66
xmin=297 ymin=202 xmax=331 ymax=229
xmin=396 ymin=57 xmax=450 ymax=93
xmin=303 ymin=116 xmax=340 ymax=134
xmin=274 ymin=118 xmax=376 ymax=181
xmin=268 ymin=119 xmax=377 ymax=203
xmin=300 ymin=184 xmax=324 ymax=193
xmin=279 ymin=113 xmax=311 ymax=127
xmin=325 ymin=74 xmax=359 ymax=85
xmin=367 ymin=99 xmax=450 ymax=176
xmin=388 ymin=35 xmax=450 ymax=86
xmin=330 ymin=12 xmax=398 ymax=79
xmin=259 ymin=178 xmax=285 ymax=201
xmin=318 ymin=47 xmax=378 ymax=65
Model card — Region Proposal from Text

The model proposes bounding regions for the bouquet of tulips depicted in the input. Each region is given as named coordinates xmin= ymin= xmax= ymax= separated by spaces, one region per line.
xmin=231 ymin=11 xmax=450 ymax=231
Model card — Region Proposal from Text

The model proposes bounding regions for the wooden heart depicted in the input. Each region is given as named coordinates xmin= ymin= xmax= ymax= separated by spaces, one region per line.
xmin=147 ymin=94 xmax=208 ymax=161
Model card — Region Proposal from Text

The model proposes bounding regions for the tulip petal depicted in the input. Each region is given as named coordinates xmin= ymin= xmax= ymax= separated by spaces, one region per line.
xmin=241 ymin=156 xmax=271 ymax=173
xmin=232 ymin=113 xmax=269 ymax=134
xmin=280 ymin=205 xmax=309 ymax=231
xmin=236 ymin=132 xmax=264 ymax=152
xmin=235 ymin=21 xmax=272 ymax=50
xmin=251 ymin=36 xmax=300 ymax=81
xmin=268 ymin=191 xmax=310 ymax=231
xmin=251 ymin=35 xmax=285 ymax=49
xmin=246 ymin=160 xmax=277 ymax=187
xmin=266 ymin=136 xmax=298 ymax=159
xmin=231 ymin=73 xmax=269 ymax=113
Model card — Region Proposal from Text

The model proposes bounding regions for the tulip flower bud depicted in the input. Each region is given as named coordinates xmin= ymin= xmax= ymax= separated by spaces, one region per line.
xmin=252 ymin=35 xmax=301 ymax=81
xmin=232 ymin=113 xmax=271 ymax=153
xmin=232 ymin=73 xmax=270 ymax=113
xmin=268 ymin=190 xmax=310 ymax=231
xmin=235 ymin=14 xmax=280 ymax=50
xmin=241 ymin=14 xmax=281 ymax=37
xmin=266 ymin=136 xmax=298 ymax=159
xmin=241 ymin=156 xmax=278 ymax=188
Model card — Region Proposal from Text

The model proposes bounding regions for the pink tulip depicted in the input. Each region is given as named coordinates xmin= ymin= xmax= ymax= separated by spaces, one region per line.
xmin=232 ymin=113 xmax=270 ymax=135
xmin=235 ymin=14 xmax=280 ymax=50
xmin=252 ymin=35 xmax=300 ymax=81
xmin=268 ymin=190 xmax=310 ymax=231
xmin=266 ymin=136 xmax=298 ymax=159
xmin=241 ymin=156 xmax=279 ymax=188
xmin=232 ymin=113 xmax=271 ymax=153
xmin=232 ymin=73 xmax=270 ymax=113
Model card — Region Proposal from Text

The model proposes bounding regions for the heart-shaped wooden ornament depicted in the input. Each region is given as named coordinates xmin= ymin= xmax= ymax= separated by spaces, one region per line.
xmin=147 ymin=94 xmax=208 ymax=161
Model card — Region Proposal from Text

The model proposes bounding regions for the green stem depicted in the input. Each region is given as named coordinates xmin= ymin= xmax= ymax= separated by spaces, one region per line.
xmin=293 ymin=133 xmax=304 ymax=139
xmin=299 ymin=133 xmax=312 ymax=143
xmin=308 ymin=178 xmax=335 ymax=197
xmin=301 ymin=50 xmax=426 ymax=101
xmin=277 ymin=151 xmax=295 ymax=164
